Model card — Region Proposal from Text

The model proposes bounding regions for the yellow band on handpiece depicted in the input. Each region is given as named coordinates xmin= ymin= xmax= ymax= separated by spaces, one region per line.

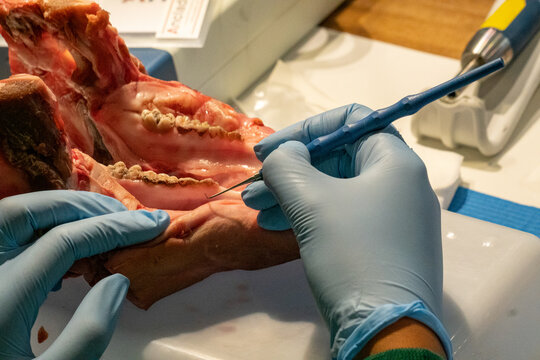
xmin=482 ymin=0 xmax=526 ymax=30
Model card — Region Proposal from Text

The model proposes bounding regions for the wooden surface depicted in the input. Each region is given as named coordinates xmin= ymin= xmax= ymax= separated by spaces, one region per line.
xmin=322 ymin=0 xmax=496 ymax=59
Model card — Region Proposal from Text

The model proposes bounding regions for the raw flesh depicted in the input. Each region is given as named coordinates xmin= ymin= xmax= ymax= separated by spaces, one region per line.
xmin=0 ymin=0 xmax=299 ymax=309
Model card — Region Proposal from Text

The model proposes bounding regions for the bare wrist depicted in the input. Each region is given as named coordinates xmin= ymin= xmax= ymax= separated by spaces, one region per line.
xmin=354 ymin=317 xmax=447 ymax=359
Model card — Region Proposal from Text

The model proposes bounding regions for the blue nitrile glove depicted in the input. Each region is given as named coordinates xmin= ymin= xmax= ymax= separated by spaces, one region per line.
xmin=0 ymin=190 xmax=170 ymax=360
xmin=242 ymin=104 xmax=452 ymax=360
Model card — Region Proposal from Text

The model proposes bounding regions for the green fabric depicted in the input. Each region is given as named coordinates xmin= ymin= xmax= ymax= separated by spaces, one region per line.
xmin=363 ymin=348 xmax=445 ymax=360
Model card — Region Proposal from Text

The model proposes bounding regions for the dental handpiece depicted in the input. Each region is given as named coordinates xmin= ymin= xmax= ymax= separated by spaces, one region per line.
xmin=447 ymin=0 xmax=540 ymax=99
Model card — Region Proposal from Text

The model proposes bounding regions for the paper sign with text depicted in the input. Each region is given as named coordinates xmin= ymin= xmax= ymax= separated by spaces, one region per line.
xmin=95 ymin=0 xmax=169 ymax=34
xmin=95 ymin=0 xmax=210 ymax=40
xmin=156 ymin=0 xmax=210 ymax=40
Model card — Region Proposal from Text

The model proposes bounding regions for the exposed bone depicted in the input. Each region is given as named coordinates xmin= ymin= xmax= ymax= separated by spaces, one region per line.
xmin=106 ymin=160 xmax=217 ymax=186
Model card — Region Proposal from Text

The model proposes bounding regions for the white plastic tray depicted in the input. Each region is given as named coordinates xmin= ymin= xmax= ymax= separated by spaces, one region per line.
xmin=31 ymin=211 xmax=540 ymax=359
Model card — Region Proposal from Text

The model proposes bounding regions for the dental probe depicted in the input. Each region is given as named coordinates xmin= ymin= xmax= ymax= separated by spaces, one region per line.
xmin=208 ymin=57 xmax=505 ymax=199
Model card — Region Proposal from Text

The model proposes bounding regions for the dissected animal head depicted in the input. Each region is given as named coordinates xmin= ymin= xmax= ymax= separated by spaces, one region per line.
xmin=0 ymin=0 xmax=299 ymax=309
xmin=0 ymin=0 xmax=275 ymax=205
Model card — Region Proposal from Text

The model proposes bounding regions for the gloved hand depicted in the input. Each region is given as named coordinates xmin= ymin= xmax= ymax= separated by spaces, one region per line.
xmin=0 ymin=190 xmax=170 ymax=360
xmin=242 ymin=104 xmax=452 ymax=360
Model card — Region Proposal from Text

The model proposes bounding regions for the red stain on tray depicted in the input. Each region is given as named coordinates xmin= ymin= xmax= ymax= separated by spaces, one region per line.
xmin=218 ymin=324 xmax=237 ymax=333
xmin=236 ymin=284 xmax=249 ymax=291
xmin=37 ymin=326 xmax=49 ymax=343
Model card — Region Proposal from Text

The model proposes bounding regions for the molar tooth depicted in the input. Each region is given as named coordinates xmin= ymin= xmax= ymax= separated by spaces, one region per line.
xmin=175 ymin=115 xmax=189 ymax=126
xmin=114 ymin=169 xmax=127 ymax=178
xmin=156 ymin=173 xmax=170 ymax=183
xmin=142 ymin=109 xmax=175 ymax=133
xmin=150 ymin=109 xmax=161 ymax=120
xmin=229 ymin=131 xmax=242 ymax=141
xmin=108 ymin=161 xmax=127 ymax=178
xmin=126 ymin=164 xmax=142 ymax=180
xmin=125 ymin=172 xmax=138 ymax=180
xmin=156 ymin=113 xmax=175 ymax=132
xmin=208 ymin=127 xmax=220 ymax=137
xmin=167 ymin=175 xmax=179 ymax=185
xmin=113 ymin=161 xmax=127 ymax=169
xmin=196 ymin=126 xmax=209 ymax=135
xmin=142 ymin=170 xmax=158 ymax=182
xmin=142 ymin=109 xmax=159 ymax=132
xmin=175 ymin=115 xmax=190 ymax=134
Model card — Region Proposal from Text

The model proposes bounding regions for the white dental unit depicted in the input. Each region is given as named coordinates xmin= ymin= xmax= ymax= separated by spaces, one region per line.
xmin=26 ymin=0 xmax=540 ymax=359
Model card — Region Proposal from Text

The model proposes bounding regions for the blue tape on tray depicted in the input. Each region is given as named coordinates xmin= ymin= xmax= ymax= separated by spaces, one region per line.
xmin=129 ymin=48 xmax=178 ymax=81
xmin=449 ymin=187 xmax=540 ymax=237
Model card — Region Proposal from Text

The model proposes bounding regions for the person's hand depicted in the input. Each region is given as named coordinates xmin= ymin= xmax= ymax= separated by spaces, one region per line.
xmin=0 ymin=190 xmax=170 ymax=360
xmin=242 ymin=104 xmax=452 ymax=359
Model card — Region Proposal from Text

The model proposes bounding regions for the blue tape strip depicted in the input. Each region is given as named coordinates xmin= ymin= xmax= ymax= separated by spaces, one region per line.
xmin=448 ymin=187 xmax=540 ymax=237
xmin=129 ymin=48 xmax=178 ymax=81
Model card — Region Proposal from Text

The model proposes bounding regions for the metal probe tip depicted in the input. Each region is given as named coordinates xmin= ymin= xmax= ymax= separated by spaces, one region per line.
xmin=444 ymin=57 xmax=504 ymax=101
xmin=207 ymin=172 xmax=263 ymax=198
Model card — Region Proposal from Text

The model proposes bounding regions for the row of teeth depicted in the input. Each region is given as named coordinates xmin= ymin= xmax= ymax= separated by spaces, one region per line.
xmin=141 ymin=109 xmax=242 ymax=140
xmin=107 ymin=161 xmax=217 ymax=186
